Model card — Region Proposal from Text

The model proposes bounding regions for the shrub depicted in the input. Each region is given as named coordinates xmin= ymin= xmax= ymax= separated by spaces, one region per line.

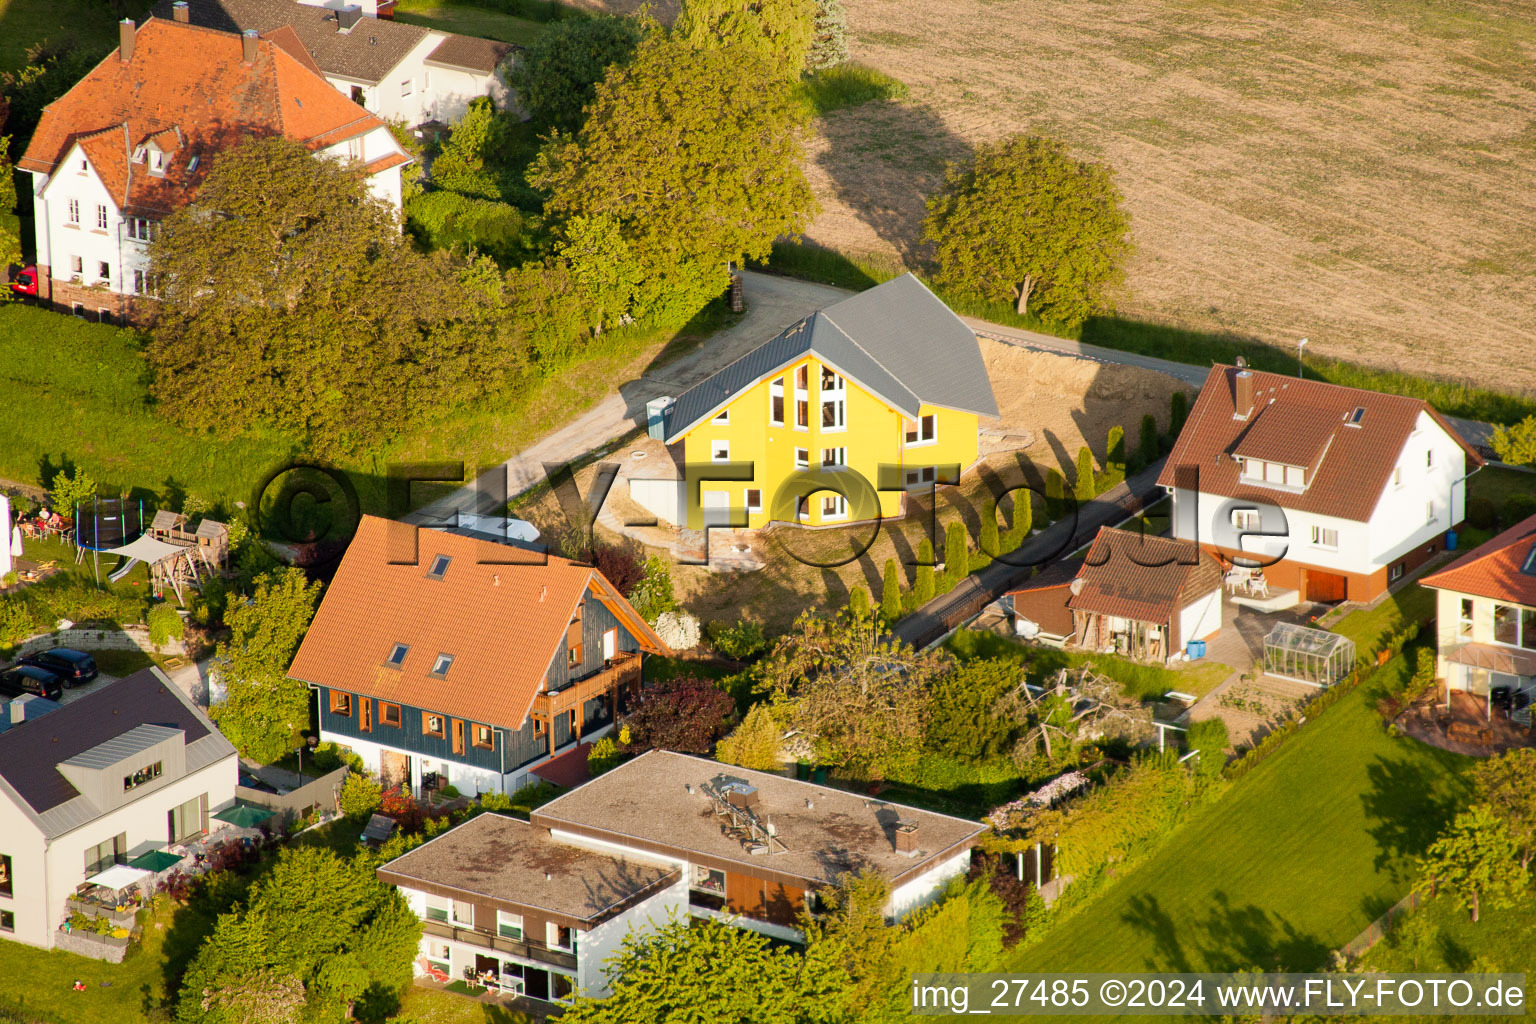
xmin=881 ymin=559 xmax=902 ymax=619
xmin=439 ymin=784 xmax=461 ymax=800
xmin=849 ymin=585 xmax=871 ymax=619
xmin=404 ymin=190 xmax=529 ymax=265
xmin=623 ymin=676 xmax=735 ymax=753
xmin=1044 ymin=469 xmax=1065 ymax=521
xmin=146 ymin=603 xmax=185 ymax=650
xmin=1074 ymin=446 xmax=1096 ymax=502
xmin=587 ymin=736 xmax=622 ymax=776
xmin=944 ymin=520 xmax=969 ymax=583
xmin=980 ymin=498 xmax=1000 ymax=558
xmin=707 ymin=619 xmax=767 ymax=660
xmin=1106 ymin=425 xmax=1126 ymax=473
xmin=47 ymin=468 xmax=98 ymax=516
xmin=1502 ymin=493 xmax=1536 ymax=528
xmin=797 ymin=62 xmax=906 ymax=116
xmin=310 ymin=741 xmax=365 ymax=775
xmin=1169 ymin=391 xmax=1189 ymax=439
xmin=591 ymin=543 xmax=644 ymax=596
xmin=916 ymin=540 xmax=936 ymax=603
xmin=806 ymin=0 xmax=848 ymax=71
xmin=1185 ymin=717 xmax=1229 ymax=755
xmin=629 ymin=555 xmax=677 ymax=623
xmin=338 ymin=773 xmax=382 ymax=821
xmin=715 ymin=703 xmax=782 ymax=770
xmin=1138 ymin=413 xmax=1159 ymax=465
xmin=1466 ymin=497 xmax=1497 ymax=531
xmin=654 ymin=610 xmax=701 ymax=650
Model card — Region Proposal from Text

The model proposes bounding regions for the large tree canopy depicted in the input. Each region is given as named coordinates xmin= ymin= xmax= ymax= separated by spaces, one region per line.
xmin=923 ymin=134 xmax=1131 ymax=328
xmin=505 ymin=15 xmax=647 ymax=132
xmin=147 ymin=136 xmax=527 ymax=452
xmin=675 ymin=0 xmax=816 ymax=77
xmin=531 ymin=35 xmax=817 ymax=326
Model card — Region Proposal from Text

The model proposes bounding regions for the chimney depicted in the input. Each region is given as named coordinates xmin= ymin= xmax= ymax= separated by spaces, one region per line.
xmin=1234 ymin=369 xmax=1255 ymax=420
xmin=894 ymin=820 xmax=920 ymax=856
xmin=119 ymin=19 xmax=136 ymax=62
xmin=241 ymin=28 xmax=259 ymax=65
xmin=172 ymin=1 xmax=189 ymax=21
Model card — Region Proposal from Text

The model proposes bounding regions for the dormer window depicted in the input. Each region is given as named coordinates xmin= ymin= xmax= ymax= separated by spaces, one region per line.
xmin=148 ymin=150 xmax=165 ymax=177
xmin=133 ymin=146 xmax=146 ymax=164
xmin=430 ymin=653 xmax=454 ymax=677
xmin=123 ymin=761 xmax=163 ymax=792
xmin=1242 ymin=458 xmax=1264 ymax=480
xmin=386 ymin=643 xmax=409 ymax=667
xmin=426 ymin=554 xmax=451 ymax=579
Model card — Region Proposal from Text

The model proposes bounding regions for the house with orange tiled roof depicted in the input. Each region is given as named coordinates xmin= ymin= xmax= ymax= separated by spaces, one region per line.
xmin=1421 ymin=514 xmax=1536 ymax=723
xmin=1158 ymin=364 xmax=1483 ymax=605
xmin=285 ymin=516 xmax=670 ymax=798
xmin=17 ymin=16 xmax=410 ymax=323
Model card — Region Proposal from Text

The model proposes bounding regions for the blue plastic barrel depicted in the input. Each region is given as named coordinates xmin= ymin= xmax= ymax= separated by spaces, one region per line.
xmin=1446 ymin=530 xmax=1459 ymax=551
xmin=1186 ymin=639 xmax=1206 ymax=659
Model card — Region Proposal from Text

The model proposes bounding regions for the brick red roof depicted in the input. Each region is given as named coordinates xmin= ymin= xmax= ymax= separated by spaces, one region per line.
xmin=1421 ymin=513 xmax=1536 ymax=607
xmin=1067 ymin=527 xmax=1223 ymax=623
xmin=286 ymin=516 xmax=669 ymax=731
xmin=20 ymin=18 xmax=390 ymax=216
xmin=1158 ymin=366 xmax=1482 ymax=523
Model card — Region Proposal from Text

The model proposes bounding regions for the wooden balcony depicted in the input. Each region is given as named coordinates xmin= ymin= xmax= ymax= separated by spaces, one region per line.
xmin=530 ymin=652 xmax=641 ymax=722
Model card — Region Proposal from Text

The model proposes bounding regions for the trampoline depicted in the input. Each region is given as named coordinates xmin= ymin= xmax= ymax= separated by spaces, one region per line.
xmin=74 ymin=497 xmax=145 ymax=551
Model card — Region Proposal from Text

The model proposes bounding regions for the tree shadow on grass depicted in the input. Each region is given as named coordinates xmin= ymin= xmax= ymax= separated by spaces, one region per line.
xmin=1360 ymin=750 xmax=1471 ymax=874
xmin=1119 ymin=890 xmax=1330 ymax=973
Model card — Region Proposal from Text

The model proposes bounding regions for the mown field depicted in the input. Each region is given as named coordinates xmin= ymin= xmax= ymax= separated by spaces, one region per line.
xmin=790 ymin=0 xmax=1536 ymax=395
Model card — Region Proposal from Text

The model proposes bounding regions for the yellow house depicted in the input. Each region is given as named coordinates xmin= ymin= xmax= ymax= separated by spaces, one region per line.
xmin=659 ymin=274 xmax=999 ymax=530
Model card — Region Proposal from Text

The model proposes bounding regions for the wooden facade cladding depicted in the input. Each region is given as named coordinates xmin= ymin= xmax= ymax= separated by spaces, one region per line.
xmin=722 ymin=871 xmax=805 ymax=926
xmin=532 ymin=653 xmax=640 ymax=724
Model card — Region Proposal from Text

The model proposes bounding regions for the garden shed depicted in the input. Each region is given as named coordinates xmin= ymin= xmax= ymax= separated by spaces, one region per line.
xmin=1263 ymin=623 xmax=1355 ymax=687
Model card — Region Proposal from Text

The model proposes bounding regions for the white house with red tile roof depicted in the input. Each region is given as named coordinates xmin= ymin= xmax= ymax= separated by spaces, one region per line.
xmin=1421 ymin=514 xmax=1536 ymax=718
xmin=1159 ymin=365 xmax=1483 ymax=604
xmin=17 ymin=16 xmax=410 ymax=323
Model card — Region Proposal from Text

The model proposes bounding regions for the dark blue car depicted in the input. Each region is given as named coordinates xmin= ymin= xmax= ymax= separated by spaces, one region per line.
xmin=20 ymin=648 xmax=98 ymax=687
xmin=0 ymin=666 xmax=64 ymax=701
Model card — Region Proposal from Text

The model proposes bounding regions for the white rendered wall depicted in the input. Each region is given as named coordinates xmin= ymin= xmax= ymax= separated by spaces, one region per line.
xmin=886 ymin=847 xmax=972 ymax=922
xmin=1179 ymin=589 xmax=1222 ymax=644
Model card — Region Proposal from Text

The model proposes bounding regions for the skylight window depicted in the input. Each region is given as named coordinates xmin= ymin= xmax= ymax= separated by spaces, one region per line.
xmin=431 ymin=654 xmax=454 ymax=677
xmin=386 ymin=643 xmax=409 ymax=667
xmin=1345 ymin=407 xmax=1366 ymax=427
xmin=1522 ymin=544 xmax=1536 ymax=577
xmin=426 ymin=554 xmax=452 ymax=580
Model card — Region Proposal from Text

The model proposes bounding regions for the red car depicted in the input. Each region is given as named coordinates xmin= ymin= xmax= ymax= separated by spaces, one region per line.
xmin=8 ymin=265 xmax=38 ymax=297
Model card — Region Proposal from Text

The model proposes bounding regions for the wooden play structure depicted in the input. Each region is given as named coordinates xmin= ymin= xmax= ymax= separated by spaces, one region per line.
xmin=83 ymin=509 xmax=230 ymax=602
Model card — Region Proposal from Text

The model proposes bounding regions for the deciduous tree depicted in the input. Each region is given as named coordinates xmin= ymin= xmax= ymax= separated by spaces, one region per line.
xmin=623 ymin=676 xmax=735 ymax=753
xmin=924 ymin=134 xmax=1131 ymax=327
xmin=506 ymin=15 xmax=646 ymax=132
xmin=0 ymin=137 xmax=20 ymax=271
xmin=209 ymin=568 xmax=322 ymax=763
xmin=1415 ymin=803 xmax=1524 ymax=923
xmin=1472 ymin=749 xmax=1536 ymax=870
xmin=763 ymin=610 xmax=945 ymax=775
xmin=1491 ymin=415 xmax=1536 ymax=469
xmin=532 ymin=35 xmax=816 ymax=326
xmin=676 ymin=0 xmax=816 ymax=77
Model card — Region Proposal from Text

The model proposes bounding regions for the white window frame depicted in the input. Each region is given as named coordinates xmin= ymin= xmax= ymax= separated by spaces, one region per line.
xmin=1242 ymin=459 xmax=1264 ymax=481
xmin=710 ymin=407 xmax=729 ymax=425
xmin=66 ymin=199 xmax=80 ymax=225
xmin=768 ymin=379 xmax=784 ymax=427
xmin=905 ymin=414 xmax=937 ymax=447
xmin=819 ymin=493 xmax=848 ymax=521
xmin=1310 ymin=525 xmax=1338 ymax=549
xmin=402 ymin=78 xmax=414 ymax=97
xmin=821 ymin=447 xmax=846 ymax=467
xmin=1458 ymin=597 xmax=1474 ymax=639
xmin=1284 ymin=466 xmax=1305 ymax=488
xmin=1264 ymin=462 xmax=1285 ymax=485
xmin=497 ymin=910 xmax=523 ymax=939
xmin=451 ymin=899 xmax=473 ymax=927
xmin=1231 ymin=509 xmax=1259 ymax=531
xmin=149 ymin=150 xmax=165 ymax=176
xmin=819 ymin=369 xmax=846 ymax=432
xmin=1425 ymin=501 xmax=1435 ymax=525
xmin=547 ymin=921 xmax=575 ymax=951
xmin=70 ymin=255 xmax=83 ymax=275
xmin=1389 ymin=562 xmax=1405 ymax=582
xmin=794 ymin=447 xmax=809 ymax=469
xmin=424 ymin=893 xmax=450 ymax=922
xmin=745 ymin=488 xmax=762 ymax=514
xmin=95 ymin=204 xmax=108 ymax=230
xmin=711 ymin=439 xmax=731 ymax=464
xmin=1426 ymin=449 xmax=1434 ymax=468
xmin=133 ymin=269 xmax=145 ymax=295
xmin=97 ymin=261 xmax=110 ymax=282
xmin=1393 ymin=466 xmax=1403 ymax=488
xmin=793 ymin=365 xmax=809 ymax=431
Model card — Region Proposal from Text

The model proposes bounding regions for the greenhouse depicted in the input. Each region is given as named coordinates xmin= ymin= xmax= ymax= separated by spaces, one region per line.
xmin=1262 ymin=622 xmax=1356 ymax=687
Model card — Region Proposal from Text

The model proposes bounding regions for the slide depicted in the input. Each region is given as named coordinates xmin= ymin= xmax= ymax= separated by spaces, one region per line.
xmin=107 ymin=557 xmax=141 ymax=583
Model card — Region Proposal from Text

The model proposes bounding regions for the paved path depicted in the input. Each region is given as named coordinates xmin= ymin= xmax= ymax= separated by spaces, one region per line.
xmin=405 ymin=272 xmax=849 ymax=526
xmin=892 ymin=460 xmax=1169 ymax=650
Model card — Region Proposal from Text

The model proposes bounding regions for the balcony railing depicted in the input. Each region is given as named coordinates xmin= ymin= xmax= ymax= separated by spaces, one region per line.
xmin=420 ymin=919 xmax=578 ymax=971
xmin=530 ymin=652 xmax=641 ymax=721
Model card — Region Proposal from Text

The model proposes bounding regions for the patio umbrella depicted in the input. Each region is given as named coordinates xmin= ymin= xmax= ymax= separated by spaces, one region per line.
xmin=128 ymin=850 xmax=183 ymax=872
xmin=213 ymin=804 xmax=275 ymax=828
xmin=9 ymin=525 xmax=19 ymax=558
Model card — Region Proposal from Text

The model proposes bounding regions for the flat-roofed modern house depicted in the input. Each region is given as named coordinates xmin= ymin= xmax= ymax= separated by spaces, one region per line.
xmin=0 ymin=669 xmax=237 ymax=949
xmin=1421 ymin=513 xmax=1536 ymax=722
xmin=638 ymin=274 xmax=999 ymax=530
xmin=1160 ymin=365 xmax=1482 ymax=604
xmin=155 ymin=0 xmax=516 ymax=127
xmin=18 ymin=15 xmax=410 ymax=324
xmin=286 ymin=515 xmax=670 ymax=798
xmin=377 ymin=750 xmax=985 ymax=1001
xmin=1009 ymin=527 xmax=1223 ymax=662
xmin=377 ymin=811 xmax=684 ymax=1001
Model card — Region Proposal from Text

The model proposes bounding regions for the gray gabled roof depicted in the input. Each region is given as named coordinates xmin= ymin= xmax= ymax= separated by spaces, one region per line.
xmin=663 ymin=274 xmax=998 ymax=443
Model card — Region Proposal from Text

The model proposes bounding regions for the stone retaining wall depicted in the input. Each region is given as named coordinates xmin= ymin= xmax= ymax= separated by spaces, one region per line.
xmin=14 ymin=624 xmax=186 ymax=660
xmin=54 ymin=929 xmax=130 ymax=963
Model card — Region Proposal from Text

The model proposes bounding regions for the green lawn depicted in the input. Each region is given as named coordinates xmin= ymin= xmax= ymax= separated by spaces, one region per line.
xmin=392 ymin=0 xmax=547 ymax=46
xmin=0 ymin=0 xmax=122 ymax=74
xmin=1325 ymin=580 xmax=1437 ymax=655
xmin=1011 ymin=659 xmax=1473 ymax=980
xmin=1359 ymin=877 xmax=1536 ymax=975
